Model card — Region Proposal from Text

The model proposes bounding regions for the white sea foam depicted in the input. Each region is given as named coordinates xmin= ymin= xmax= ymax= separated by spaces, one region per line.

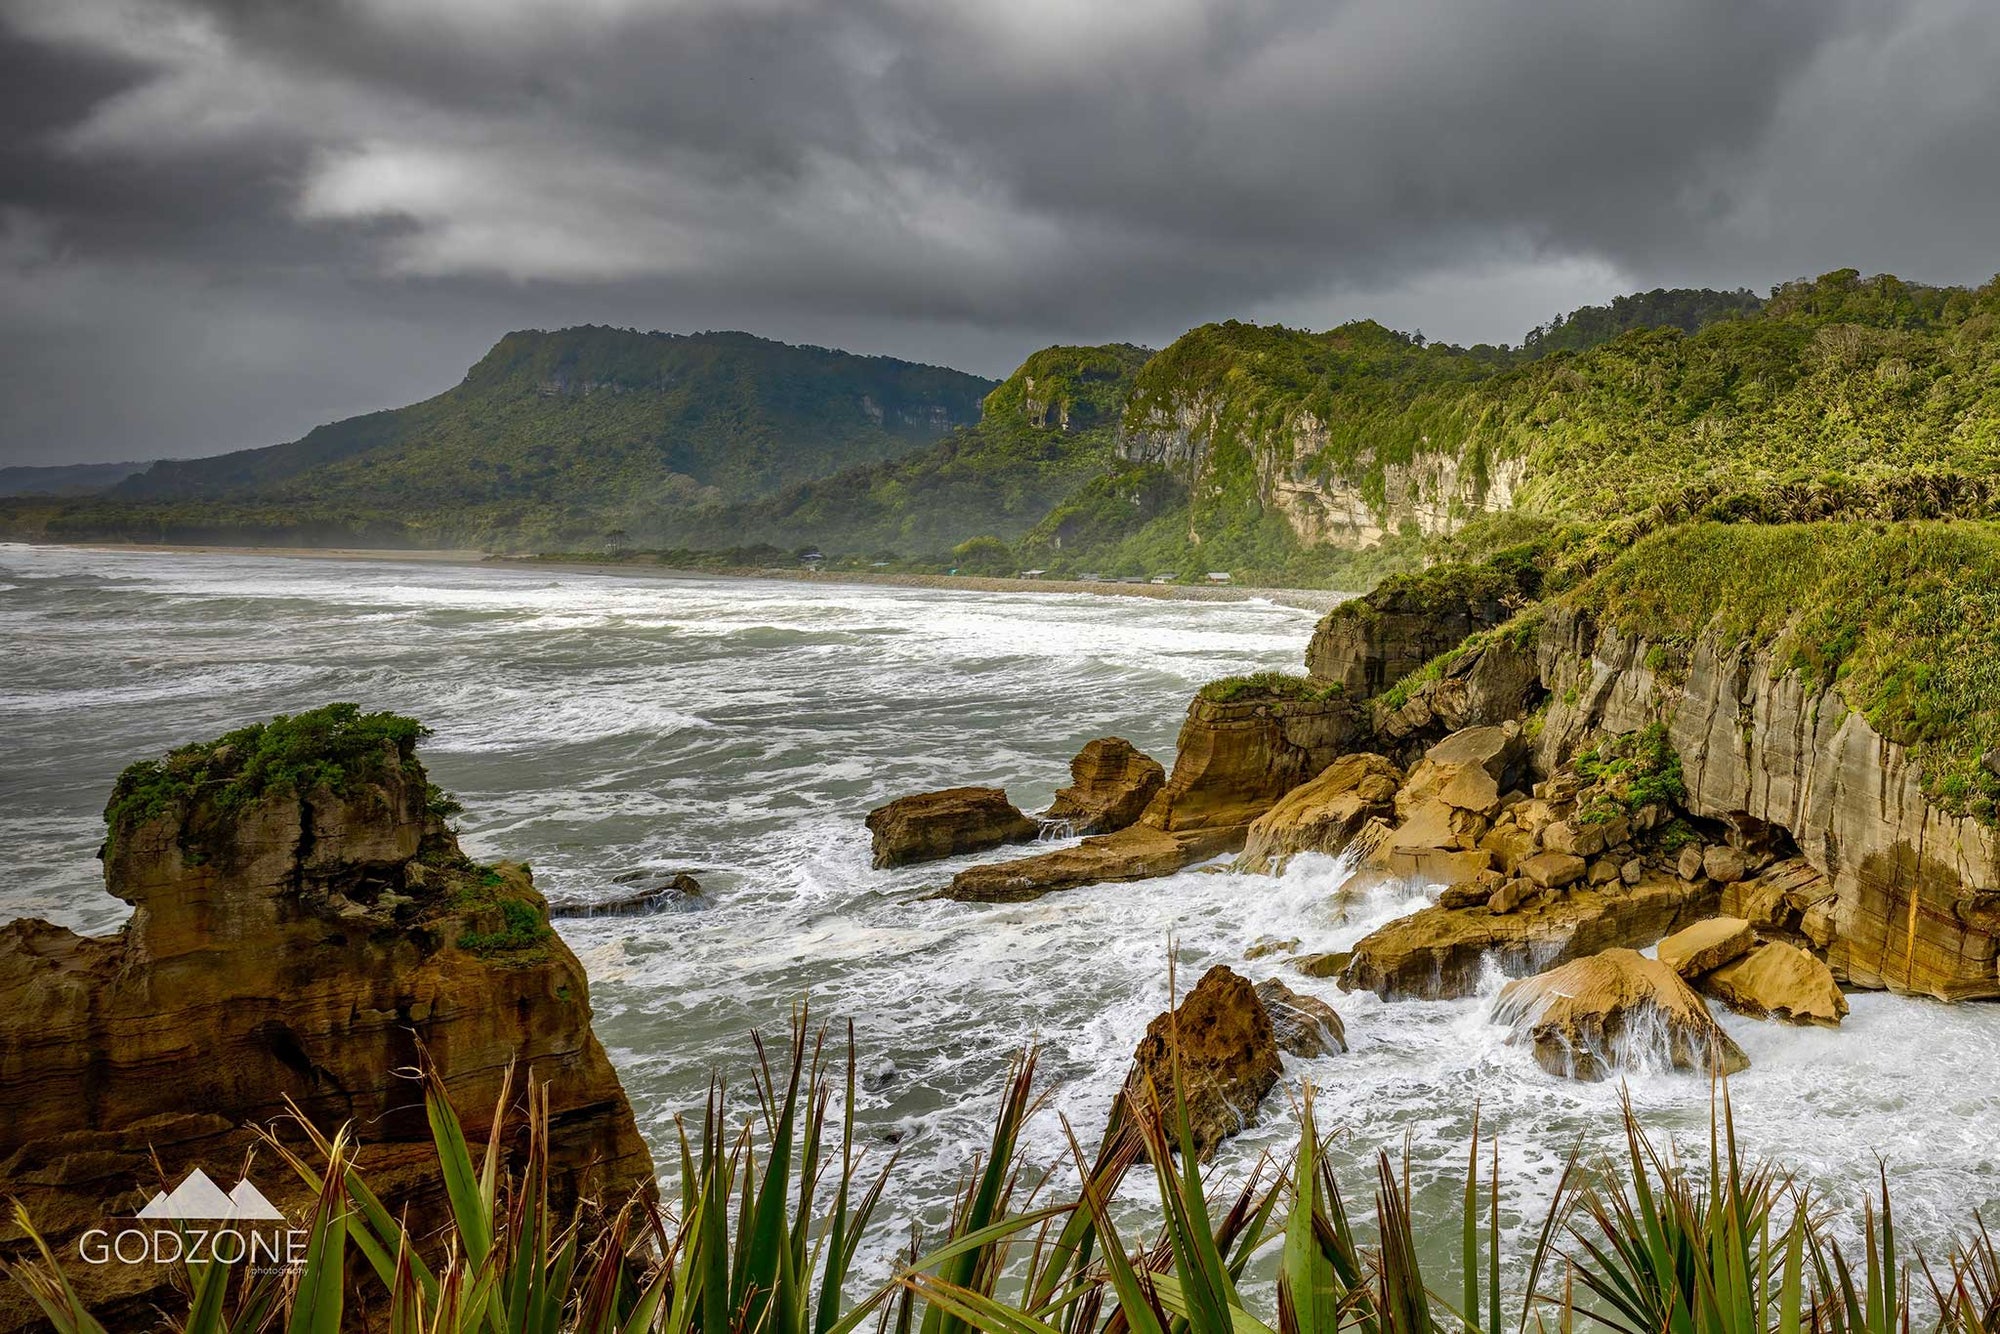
xmin=5 ymin=542 xmax=1999 ymax=1284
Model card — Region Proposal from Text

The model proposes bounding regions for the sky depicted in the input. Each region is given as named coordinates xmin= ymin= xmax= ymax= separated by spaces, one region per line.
xmin=4 ymin=0 xmax=1999 ymax=467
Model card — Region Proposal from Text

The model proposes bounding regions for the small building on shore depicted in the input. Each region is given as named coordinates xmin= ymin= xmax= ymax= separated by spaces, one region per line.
xmin=1205 ymin=571 xmax=1233 ymax=584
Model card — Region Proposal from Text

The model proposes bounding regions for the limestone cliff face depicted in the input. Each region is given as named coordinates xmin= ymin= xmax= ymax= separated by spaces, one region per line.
xmin=1534 ymin=606 xmax=2000 ymax=1000
xmin=1118 ymin=392 xmax=1521 ymax=549
xmin=0 ymin=724 xmax=653 ymax=1328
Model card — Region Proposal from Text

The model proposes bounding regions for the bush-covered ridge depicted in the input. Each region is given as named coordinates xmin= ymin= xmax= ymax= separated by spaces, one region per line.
xmin=1568 ymin=519 xmax=2000 ymax=820
xmin=105 ymin=702 xmax=433 ymax=830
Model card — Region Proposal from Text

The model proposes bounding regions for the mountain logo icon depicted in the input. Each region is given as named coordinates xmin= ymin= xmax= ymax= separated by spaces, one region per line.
xmin=134 ymin=1169 xmax=285 ymax=1221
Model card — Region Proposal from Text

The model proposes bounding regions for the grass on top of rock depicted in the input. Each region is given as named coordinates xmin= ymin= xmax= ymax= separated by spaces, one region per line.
xmin=457 ymin=896 xmax=553 ymax=959
xmin=1374 ymin=606 xmax=1547 ymax=712
xmin=1569 ymin=519 xmax=2000 ymax=821
xmin=1196 ymin=672 xmax=1345 ymax=704
xmin=104 ymin=703 xmax=431 ymax=832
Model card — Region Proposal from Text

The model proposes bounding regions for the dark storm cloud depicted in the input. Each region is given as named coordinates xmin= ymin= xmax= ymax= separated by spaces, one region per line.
xmin=3 ymin=0 xmax=1998 ymax=464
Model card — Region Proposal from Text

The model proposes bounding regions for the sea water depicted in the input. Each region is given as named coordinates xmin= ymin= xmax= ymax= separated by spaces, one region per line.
xmin=4 ymin=543 xmax=1998 ymax=1297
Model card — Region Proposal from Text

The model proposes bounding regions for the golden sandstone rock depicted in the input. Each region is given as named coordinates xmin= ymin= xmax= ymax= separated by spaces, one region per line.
xmin=1656 ymin=917 xmax=1756 ymax=977
xmin=1702 ymin=942 xmax=1850 ymax=1027
xmin=1114 ymin=966 xmax=1282 ymax=1159
xmin=0 ymin=714 xmax=652 ymax=1331
xmin=1492 ymin=948 xmax=1749 ymax=1081
xmin=865 ymin=786 xmax=1038 ymax=867
xmin=1341 ymin=876 xmax=1718 ymax=1001
xmin=1043 ymin=737 xmax=1166 ymax=835
xmin=1237 ymin=752 xmax=1401 ymax=872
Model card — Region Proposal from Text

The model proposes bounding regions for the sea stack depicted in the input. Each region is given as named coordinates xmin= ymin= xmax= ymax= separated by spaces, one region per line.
xmin=0 ymin=704 xmax=654 ymax=1331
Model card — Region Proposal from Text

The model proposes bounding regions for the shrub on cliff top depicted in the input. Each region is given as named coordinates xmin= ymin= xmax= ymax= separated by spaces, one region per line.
xmin=1197 ymin=671 xmax=1343 ymax=704
xmin=105 ymin=702 xmax=432 ymax=830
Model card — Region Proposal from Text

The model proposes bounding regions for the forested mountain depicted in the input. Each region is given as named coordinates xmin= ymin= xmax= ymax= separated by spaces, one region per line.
xmin=81 ymin=327 xmax=993 ymax=545
xmin=1517 ymin=286 xmax=1764 ymax=355
xmin=0 ymin=460 xmax=150 ymax=498
xmin=9 ymin=272 xmax=1998 ymax=583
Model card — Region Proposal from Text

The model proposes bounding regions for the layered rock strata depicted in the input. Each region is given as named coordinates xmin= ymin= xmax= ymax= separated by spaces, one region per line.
xmin=1043 ymin=738 xmax=1165 ymax=835
xmin=0 ymin=710 xmax=653 ymax=1330
xmin=1534 ymin=606 xmax=2000 ymax=1000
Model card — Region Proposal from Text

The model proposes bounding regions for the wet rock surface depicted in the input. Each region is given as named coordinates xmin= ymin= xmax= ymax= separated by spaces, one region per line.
xmin=1492 ymin=948 xmax=1750 ymax=1081
xmin=1237 ymin=751 xmax=1402 ymax=872
xmin=1701 ymin=941 xmax=1850 ymax=1027
xmin=0 ymin=714 xmax=653 ymax=1331
xmin=865 ymin=786 xmax=1038 ymax=868
xmin=1254 ymin=977 xmax=1348 ymax=1056
xmin=1115 ymin=965 xmax=1282 ymax=1159
xmin=1341 ymin=876 xmax=1719 ymax=1001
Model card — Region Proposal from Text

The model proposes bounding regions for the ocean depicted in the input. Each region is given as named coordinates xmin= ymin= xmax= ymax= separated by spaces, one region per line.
xmin=5 ymin=542 xmax=1999 ymax=1291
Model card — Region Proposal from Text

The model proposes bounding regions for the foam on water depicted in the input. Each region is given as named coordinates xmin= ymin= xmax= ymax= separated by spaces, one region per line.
xmin=5 ymin=543 xmax=2000 ymax=1288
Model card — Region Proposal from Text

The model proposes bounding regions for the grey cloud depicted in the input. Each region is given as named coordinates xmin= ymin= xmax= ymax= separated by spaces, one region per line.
xmin=2 ymin=0 xmax=1997 ymax=464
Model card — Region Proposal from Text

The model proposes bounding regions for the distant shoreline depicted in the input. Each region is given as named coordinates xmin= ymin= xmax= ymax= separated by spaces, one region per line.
xmin=33 ymin=542 xmax=1356 ymax=613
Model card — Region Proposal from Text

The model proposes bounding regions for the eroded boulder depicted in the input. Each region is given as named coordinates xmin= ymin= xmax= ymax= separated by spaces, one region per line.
xmin=1254 ymin=978 xmax=1348 ymax=1056
xmin=1237 ymin=752 xmax=1402 ymax=873
xmin=1115 ymin=966 xmax=1281 ymax=1159
xmin=1044 ymin=738 xmax=1166 ymax=835
xmin=1492 ymin=949 xmax=1750 ymax=1081
xmin=1341 ymin=875 xmax=1719 ymax=1001
xmin=865 ymin=787 xmax=1037 ymax=868
xmin=1702 ymin=942 xmax=1849 ymax=1027
xmin=1656 ymin=917 xmax=1755 ymax=978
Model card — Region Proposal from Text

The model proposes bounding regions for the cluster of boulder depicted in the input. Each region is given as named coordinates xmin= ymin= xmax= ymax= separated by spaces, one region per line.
xmin=859 ymin=559 xmax=2000 ymax=1154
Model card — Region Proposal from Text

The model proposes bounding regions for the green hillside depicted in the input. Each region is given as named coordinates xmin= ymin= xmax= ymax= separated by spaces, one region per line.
xmin=76 ymin=327 xmax=992 ymax=546
xmin=671 ymin=344 xmax=1152 ymax=556
xmin=1102 ymin=270 xmax=2000 ymax=568
xmin=11 ymin=272 xmax=2000 ymax=581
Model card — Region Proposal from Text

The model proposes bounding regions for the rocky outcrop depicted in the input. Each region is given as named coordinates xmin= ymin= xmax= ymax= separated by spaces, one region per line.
xmin=1141 ymin=689 xmax=1360 ymax=836
xmin=0 ymin=708 xmax=653 ymax=1331
xmin=1492 ymin=948 xmax=1749 ymax=1081
xmin=1114 ymin=966 xmax=1281 ymax=1160
xmin=1721 ymin=858 xmax=1840 ymax=948
xmin=1304 ymin=563 xmax=1538 ymax=699
xmin=1043 ymin=738 xmax=1165 ymax=835
xmin=1701 ymin=942 xmax=1849 ymax=1027
xmin=1237 ymin=752 xmax=1401 ymax=872
xmin=865 ymin=787 xmax=1038 ymax=868
xmin=1657 ymin=917 xmax=1755 ymax=978
xmin=1535 ymin=605 xmax=2000 ymax=1000
xmin=944 ymin=824 xmax=1234 ymax=902
xmin=947 ymin=687 xmax=1358 ymax=900
xmin=1254 ymin=978 xmax=1347 ymax=1057
xmin=1117 ymin=385 xmax=1524 ymax=550
xmin=550 ymin=870 xmax=703 ymax=917
xmin=1341 ymin=875 xmax=1719 ymax=1001
xmin=1370 ymin=637 xmax=1544 ymax=756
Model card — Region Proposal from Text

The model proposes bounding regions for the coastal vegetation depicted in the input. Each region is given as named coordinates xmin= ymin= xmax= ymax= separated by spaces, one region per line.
xmin=15 ymin=271 xmax=1999 ymax=591
xmin=9 ymin=1014 xmax=1996 ymax=1334
xmin=104 ymin=703 xmax=429 ymax=833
